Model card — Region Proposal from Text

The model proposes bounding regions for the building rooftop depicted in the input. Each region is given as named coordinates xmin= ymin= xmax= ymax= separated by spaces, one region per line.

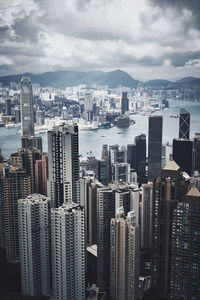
xmin=163 ymin=160 xmax=180 ymax=171
xmin=186 ymin=187 xmax=200 ymax=197
xmin=52 ymin=202 xmax=84 ymax=213
xmin=18 ymin=194 xmax=49 ymax=204
xmin=87 ymin=244 xmax=97 ymax=257
xmin=180 ymin=108 xmax=189 ymax=115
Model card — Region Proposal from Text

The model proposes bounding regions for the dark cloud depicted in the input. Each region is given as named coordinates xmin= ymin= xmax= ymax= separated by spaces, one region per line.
xmin=0 ymin=25 xmax=10 ymax=42
xmin=169 ymin=51 xmax=200 ymax=67
xmin=0 ymin=0 xmax=200 ymax=79
xmin=13 ymin=14 xmax=40 ymax=43
xmin=149 ymin=0 xmax=200 ymax=29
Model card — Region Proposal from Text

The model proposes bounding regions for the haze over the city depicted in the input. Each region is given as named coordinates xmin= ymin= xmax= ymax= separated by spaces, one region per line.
xmin=0 ymin=0 xmax=200 ymax=80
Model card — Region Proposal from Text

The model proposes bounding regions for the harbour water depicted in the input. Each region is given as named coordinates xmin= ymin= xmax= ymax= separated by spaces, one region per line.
xmin=0 ymin=100 xmax=200 ymax=159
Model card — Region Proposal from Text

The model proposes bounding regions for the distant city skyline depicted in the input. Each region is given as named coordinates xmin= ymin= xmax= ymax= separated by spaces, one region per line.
xmin=0 ymin=0 xmax=200 ymax=80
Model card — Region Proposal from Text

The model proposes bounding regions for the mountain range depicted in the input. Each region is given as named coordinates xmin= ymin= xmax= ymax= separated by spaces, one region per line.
xmin=0 ymin=69 xmax=199 ymax=89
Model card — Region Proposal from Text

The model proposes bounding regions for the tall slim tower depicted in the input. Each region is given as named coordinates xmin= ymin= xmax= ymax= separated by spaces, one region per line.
xmin=97 ymin=187 xmax=115 ymax=293
xmin=173 ymin=139 xmax=193 ymax=176
xmin=141 ymin=182 xmax=153 ymax=250
xmin=18 ymin=194 xmax=51 ymax=297
xmin=35 ymin=153 xmax=48 ymax=196
xmin=179 ymin=108 xmax=190 ymax=140
xmin=193 ymin=135 xmax=200 ymax=173
xmin=20 ymin=77 xmax=34 ymax=137
xmin=135 ymin=134 xmax=146 ymax=184
xmin=0 ymin=164 xmax=31 ymax=262
xmin=127 ymin=144 xmax=137 ymax=170
xmin=51 ymin=203 xmax=85 ymax=300
xmin=151 ymin=161 xmax=190 ymax=298
xmin=84 ymin=92 xmax=93 ymax=121
xmin=121 ymin=92 xmax=129 ymax=115
xmin=48 ymin=123 xmax=80 ymax=207
xmin=170 ymin=187 xmax=200 ymax=299
xmin=87 ymin=178 xmax=103 ymax=246
xmin=148 ymin=116 xmax=163 ymax=181
xmin=110 ymin=208 xmax=140 ymax=300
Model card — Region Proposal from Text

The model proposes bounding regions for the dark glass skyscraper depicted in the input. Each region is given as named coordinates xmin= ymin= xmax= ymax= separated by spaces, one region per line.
xmin=121 ymin=92 xmax=129 ymax=115
xmin=5 ymin=99 xmax=11 ymax=115
xmin=193 ymin=135 xmax=200 ymax=172
xmin=179 ymin=108 xmax=190 ymax=140
xmin=135 ymin=134 xmax=147 ymax=184
xmin=127 ymin=144 xmax=137 ymax=170
xmin=148 ymin=116 xmax=163 ymax=181
xmin=151 ymin=161 xmax=189 ymax=298
xmin=97 ymin=187 xmax=115 ymax=293
xmin=20 ymin=77 xmax=34 ymax=137
xmin=170 ymin=187 xmax=200 ymax=299
xmin=173 ymin=139 xmax=193 ymax=176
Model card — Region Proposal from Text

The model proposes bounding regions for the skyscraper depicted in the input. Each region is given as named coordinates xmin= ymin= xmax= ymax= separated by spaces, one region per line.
xmin=173 ymin=138 xmax=193 ymax=176
xmin=135 ymin=134 xmax=146 ymax=184
xmin=179 ymin=108 xmax=190 ymax=140
xmin=18 ymin=194 xmax=51 ymax=297
xmin=20 ymin=77 xmax=34 ymax=137
xmin=48 ymin=123 xmax=80 ymax=207
xmin=112 ymin=162 xmax=130 ymax=183
xmin=127 ymin=144 xmax=137 ymax=170
xmin=0 ymin=164 xmax=31 ymax=262
xmin=10 ymin=147 xmax=42 ymax=193
xmin=15 ymin=107 xmax=21 ymax=123
xmin=110 ymin=208 xmax=140 ymax=300
xmin=193 ymin=135 xmax=200 ymax=172
xmin=115 ymin=188 xmax=131 ymax=217
xmin=87 ymin=178 xmax=103 ymax=246
xmin=97 ymin=187 xmax=115 ymax=293
xmin=151 ymin=161 xmax=190 ymax=297
xmin=35 ymin=153 xmax=48 ymax=196
xmin=21 ymin=136 xmax=42 ymax=152
xmin=141 ymin=182 xmax=153 ymax=250
xmin=170 ymin=187 xmax=200 ymax=299
xmin=5 ymin=99 xmax=11 ymax=115
xmin=121 ymin=92 xmax=129 ymax=115
xmin=51 ymin=203 xmax=85 ymax=300
xmin=148 ymin=116 xmax=163 ymax=181
xmin=84 ymin=92 xmax=93 ymax=121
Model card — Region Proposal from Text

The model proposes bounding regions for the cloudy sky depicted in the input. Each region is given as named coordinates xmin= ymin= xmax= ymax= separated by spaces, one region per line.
xmin=0 ymin=0 xmax=200 ymax=80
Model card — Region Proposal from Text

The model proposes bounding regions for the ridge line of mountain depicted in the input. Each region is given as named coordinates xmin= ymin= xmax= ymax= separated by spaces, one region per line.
xmin=0 ymin=69 xmax=199 ymax=89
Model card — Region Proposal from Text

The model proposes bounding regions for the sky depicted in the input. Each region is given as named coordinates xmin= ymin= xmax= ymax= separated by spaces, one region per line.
xmin=0 ymin=0 xmax=200 ymax=80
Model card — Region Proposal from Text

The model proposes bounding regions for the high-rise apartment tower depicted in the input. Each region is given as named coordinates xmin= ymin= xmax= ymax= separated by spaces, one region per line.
xmin=51 ymin=203 xmax=85 ymax=300
xmin=48 ymin=123 xmax=80 ymax=207
xmin=110 ymin=208 xmax=140 ymax=300
xmin=18 ymin=194 xmax=51 ymax=297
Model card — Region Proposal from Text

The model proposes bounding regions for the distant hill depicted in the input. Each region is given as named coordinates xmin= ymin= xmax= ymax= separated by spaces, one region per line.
xmin=175 ymin=77 xmax=200 ymax=87
xmin=144 ymin=77 xmax=200 ymax=89
xmin=0 ymin=70 xmax=199 ymax=89
xmin=0 ymin=69 xmax=139 ymax=89
xmin=144 ymin=79 xmax=172 ymax=88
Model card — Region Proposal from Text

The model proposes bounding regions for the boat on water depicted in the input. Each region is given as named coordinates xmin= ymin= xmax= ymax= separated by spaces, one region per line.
xmin=115 ymin=116 xmax=130 ymax=128
xmin=98 ymin=122 xmax=111 ymax=129
xmin=78 ymin=120 xmax=99 ymax=131
xmin=5 ymin=123 xmax=21 ymax=128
